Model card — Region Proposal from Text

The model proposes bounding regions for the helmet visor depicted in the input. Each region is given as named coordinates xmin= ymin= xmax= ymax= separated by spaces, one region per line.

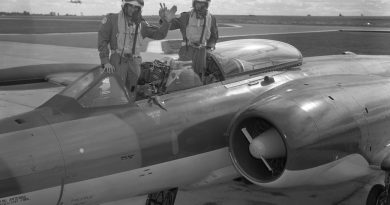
xmin=193 ymin=0 xmax=209 ymax=8
xmin=122 ymin=0 xmax=144 ymax=8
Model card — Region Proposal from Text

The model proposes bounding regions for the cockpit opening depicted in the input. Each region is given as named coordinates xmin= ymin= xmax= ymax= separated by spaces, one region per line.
xmin=136 ymin=58 xmax=205 ymax=100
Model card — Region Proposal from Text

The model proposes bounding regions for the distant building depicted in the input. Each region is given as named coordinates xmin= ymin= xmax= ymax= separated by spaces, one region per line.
xmin=49 ymin=12 xmax=56 ymax=16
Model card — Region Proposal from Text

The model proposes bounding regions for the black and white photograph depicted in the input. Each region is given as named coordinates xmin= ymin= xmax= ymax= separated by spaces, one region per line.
xmin=1 ymin=0 xmax=390 ymax=205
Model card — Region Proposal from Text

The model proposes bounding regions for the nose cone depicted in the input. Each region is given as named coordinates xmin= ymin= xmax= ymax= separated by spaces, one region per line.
xmin=249 ymin=128 xmax=286 ymax=159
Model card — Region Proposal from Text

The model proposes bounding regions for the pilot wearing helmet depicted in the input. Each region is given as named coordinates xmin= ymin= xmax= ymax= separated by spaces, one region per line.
xmin=167 ymin=0 xmax=219 ymax=82
xmin=98 ymin=0 xmax=177 ymax=101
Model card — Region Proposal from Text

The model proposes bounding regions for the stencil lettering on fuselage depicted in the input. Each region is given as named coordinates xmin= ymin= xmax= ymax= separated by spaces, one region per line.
xmin=70 ymin=195 xmax=93 ymax=205
xmin=0 ymin=195 xmax=30 ymax=205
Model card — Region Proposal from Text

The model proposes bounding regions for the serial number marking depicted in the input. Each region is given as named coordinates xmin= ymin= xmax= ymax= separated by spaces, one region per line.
xmin=71 ymin=195 xmax=93 ymax=205
xmin=0 ymin=196 xmax=30 ymax=205
xmin=121 ymin=154 xmax=135 ymax=160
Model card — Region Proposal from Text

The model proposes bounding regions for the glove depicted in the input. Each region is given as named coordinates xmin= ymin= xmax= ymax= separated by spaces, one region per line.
xmin=159 ymin=3 xmax=177 ymax=23
xmin=102 ymin=63 xmax=115 ymax=74
xmin=206 ymin=46 xmax=215 ymax=51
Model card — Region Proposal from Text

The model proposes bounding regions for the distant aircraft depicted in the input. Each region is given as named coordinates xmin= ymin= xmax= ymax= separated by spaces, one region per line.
xmin=1 ymin=39 xmax=390 ymax=205
xmin=69 ymin=0 xmax=82 ymax=4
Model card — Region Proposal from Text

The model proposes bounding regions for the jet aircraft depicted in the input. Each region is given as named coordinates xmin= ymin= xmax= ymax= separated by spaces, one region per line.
xmin=69 ymin=0 xmax=82 ymax=4
xmin=1 ymin=39 xmax=390 ymax=205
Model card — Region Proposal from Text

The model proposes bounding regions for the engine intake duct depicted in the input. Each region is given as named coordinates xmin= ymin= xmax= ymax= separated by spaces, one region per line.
xmin=230 ymin=117 xmax=287 ymax=183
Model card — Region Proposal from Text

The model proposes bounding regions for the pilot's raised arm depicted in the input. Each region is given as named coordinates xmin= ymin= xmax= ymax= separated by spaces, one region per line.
xmin=97 ymin=0 xmax=176 ymax=101
xmin=167 ymin=0 xmax=219 ymax=81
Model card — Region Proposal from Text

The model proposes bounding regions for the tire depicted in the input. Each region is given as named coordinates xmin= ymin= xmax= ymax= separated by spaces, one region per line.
xmin=366 ymin=184 xmax=385 ymax=205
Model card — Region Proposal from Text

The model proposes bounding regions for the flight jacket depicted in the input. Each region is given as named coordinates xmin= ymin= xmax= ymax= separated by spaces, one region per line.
xmin=98 ymin=13 xmax=170 ymax=65
xmin=169 ymin=11 xmax=219 ymax=49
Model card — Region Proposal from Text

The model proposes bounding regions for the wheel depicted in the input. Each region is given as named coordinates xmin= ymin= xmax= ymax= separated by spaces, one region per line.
xmin=366 ymin=184 xmax=385 ymax=205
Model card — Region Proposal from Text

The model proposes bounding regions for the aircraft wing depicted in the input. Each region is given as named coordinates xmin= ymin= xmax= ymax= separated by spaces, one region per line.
xmin=0 ymin=83 xmax=64 ymax=118
xmin=0 ymin=63 xmax=96 ymax=118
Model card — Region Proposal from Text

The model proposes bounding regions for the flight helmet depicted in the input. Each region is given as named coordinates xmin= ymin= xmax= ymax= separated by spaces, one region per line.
xmin=192 ymin=0 xmax=210 ymax=8
xmin=122 ymin=0 xmax=144 ymax=9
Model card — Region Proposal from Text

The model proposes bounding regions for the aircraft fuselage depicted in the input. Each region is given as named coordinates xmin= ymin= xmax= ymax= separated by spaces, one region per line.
xmin=2 ymin=55 xmax=390 ymax=204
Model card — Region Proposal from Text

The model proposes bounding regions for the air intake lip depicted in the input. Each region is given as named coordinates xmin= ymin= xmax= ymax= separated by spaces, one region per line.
xmin=229 ymin=116 xmax=287 ymax=183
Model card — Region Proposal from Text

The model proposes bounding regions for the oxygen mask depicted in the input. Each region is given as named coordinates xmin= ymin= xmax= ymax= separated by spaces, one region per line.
xmin=194 ymin=3 xmax=208 ymax=18
xmin=124 ymin=4 xmax=142 ymax=23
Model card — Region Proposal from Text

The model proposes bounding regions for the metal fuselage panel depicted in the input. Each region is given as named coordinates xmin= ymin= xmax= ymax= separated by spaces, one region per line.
xmin=38 ymin=76 xmax=284 ymax=202
xmin=0 ymin=110 xmax=65 ymax=204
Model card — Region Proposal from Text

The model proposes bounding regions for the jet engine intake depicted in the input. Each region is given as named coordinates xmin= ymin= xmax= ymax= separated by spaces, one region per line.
xmin=229 ymin=116 xmax=287 ymax=183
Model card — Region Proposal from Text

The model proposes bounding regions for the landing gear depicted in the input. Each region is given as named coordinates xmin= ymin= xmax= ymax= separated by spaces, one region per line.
xmin=366 ymin=173 xmax=390 ymax=205
xmin=145 ymin=188 xmax=178 ymax=205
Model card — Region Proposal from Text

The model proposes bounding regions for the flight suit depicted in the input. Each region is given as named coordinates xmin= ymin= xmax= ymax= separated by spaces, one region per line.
xmin=98 ymin=12 xmax=170 ymax=101
xmin=169 ymin=10 xmax=218 ymax=81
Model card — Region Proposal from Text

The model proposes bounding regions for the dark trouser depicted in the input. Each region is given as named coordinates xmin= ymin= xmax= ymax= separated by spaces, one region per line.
xmin=110 ymin=53 xmax=142 ymax=102
xmin=178 ymin=46 xmax=207 ymax=81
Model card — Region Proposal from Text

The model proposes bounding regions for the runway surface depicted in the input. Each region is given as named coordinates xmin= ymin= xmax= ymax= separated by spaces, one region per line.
xmin=1 ymin=24 xmax=389 ymax=62
xmin=1 ymin=22 xmax=390 ymax=205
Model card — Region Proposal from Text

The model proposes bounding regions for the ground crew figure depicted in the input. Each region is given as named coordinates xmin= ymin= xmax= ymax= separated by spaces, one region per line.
xmin=169 ymin=0 xmax=218 ymax=81
xmin=98 ymin=0 xmax=177 ymax=101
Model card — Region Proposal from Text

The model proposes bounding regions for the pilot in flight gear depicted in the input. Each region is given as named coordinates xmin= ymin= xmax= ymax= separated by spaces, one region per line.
xmin=168 ymin=0 xmax=219 ymax=82
xmin=98 ymin=0 xmax=177 ymax=102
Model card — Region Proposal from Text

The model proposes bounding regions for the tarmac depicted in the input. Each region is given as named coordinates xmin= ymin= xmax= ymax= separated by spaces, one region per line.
xmin=0 ymin=41 xmax=97 ymax=69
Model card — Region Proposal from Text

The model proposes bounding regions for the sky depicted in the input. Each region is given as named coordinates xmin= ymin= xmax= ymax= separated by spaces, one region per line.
xmin=1 ymin=0 xmax=390 ymax=16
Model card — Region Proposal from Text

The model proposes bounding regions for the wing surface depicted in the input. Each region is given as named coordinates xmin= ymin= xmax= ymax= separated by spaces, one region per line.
xmin=0 ymin=83 xmax=64 ymax=118
xmin=0 ymin=63 xmax=97 ymax=118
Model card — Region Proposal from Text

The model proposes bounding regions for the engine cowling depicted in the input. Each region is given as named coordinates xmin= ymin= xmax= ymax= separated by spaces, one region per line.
xmin=228 ymin=75 xmax=381 ymax=188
